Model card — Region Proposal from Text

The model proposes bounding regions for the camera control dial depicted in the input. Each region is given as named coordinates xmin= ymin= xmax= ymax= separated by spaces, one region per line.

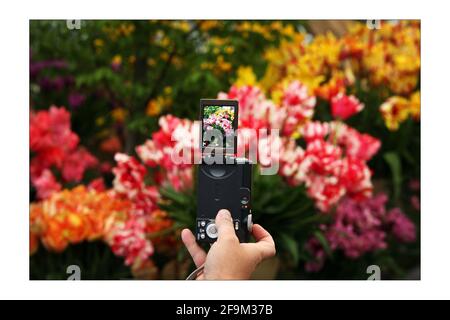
xmin=206 ymin=223 xmax=218 ymax=239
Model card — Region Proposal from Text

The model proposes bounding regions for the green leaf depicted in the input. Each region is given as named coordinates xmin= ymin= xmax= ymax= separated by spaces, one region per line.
xmin=383 ymin=152 xmax=402 ymax=202
xmin=314 ymin=231 xmax=333 ymax=258
xmin=160 ymin=187 xmax=190 ymax=206
xmin=278 ymin=233 xmax=299 ymax=265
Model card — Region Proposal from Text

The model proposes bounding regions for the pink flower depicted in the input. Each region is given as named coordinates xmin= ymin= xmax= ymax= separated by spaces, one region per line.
xmin=304 ymin=237 xmax=326 ymax=272
xmin=30 ymin=106 xmax=79 ymax=157
xmin=134 ymin=86 xmax=377 ymax=215
xmin=339 ymin=157 xmax=373 ymax=200
xmin=30 ymin=106 xmax=99 ymax=197
xmin=304 ymin=194 xmax=417 ymax=272
xmin=219 ymin=82 xmax=316 ymax=137
xmin=331 ymin=93 xmax=364 ymax=120
xmin=219 ymin=85 xmax=273 ymax=131
xmin=30 ymin=107 xmax=80 ymax=172
xmin=107 ymin=129 xmax=184 ymax=268
xmin=301 ymin=140 xmax=345 ymax=212
xmin=113 ymin=153 xmax=147 ymax=197
xmin=112 ymin=153 xmax=159 ymax=216
xmin=166 ymin=168 xmax=193 ymax=192
xmin=136 ymin=115 xmax=197 ymax=191
xmin=32 ymin=169 xmax=62 ymax=199
xmin=281 ymin=121 xmax=380 ymax=212
xmin=335 ymin=125 xmax=381 ymax=161
xmin=280 ymin=130 xmax=376 ymax=212
xmin=61 ymin=147 xmax=98 ymax=182
xmin=279 ymin=139 xmax=305 ymax=185
xmin=88 ymin=178 xmax=106 ymax=192
xmin=281 ymin=81 xmax=316 ymax=135
xmin=136 ymin=140 xmax=164 ymax=168
xmin=386 ymin=208 xmax=416 ymax=243
xmin=110 ymin=217 xmax=154 ymax=267
xmin=410 ymin=195 xmax=420 ymax=211
xmin=301 ymin=121 xmax=330 ymax=143
xmin=326 ymin=194 xmax=388 ymax=259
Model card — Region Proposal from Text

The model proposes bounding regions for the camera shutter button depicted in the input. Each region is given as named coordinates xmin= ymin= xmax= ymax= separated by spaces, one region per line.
xmin=206 ymin=223 xmax=218 ymax=239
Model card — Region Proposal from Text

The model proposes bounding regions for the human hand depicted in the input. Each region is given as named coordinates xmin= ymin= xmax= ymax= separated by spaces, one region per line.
xmin=181 ymin=209 xmax=276 ymax=280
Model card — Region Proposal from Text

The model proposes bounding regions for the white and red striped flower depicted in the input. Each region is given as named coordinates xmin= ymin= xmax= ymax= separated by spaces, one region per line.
xmin=110 ymin=217 xmax=154 ymax=267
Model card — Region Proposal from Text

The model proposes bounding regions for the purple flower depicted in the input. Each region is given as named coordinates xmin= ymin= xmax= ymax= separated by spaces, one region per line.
xmin=30 ymin=61 xmax=45 ymax=78
xmin=68 ymin=92 xmax=86 ymax=108
xmin=304 ymin=193 xmax=417 ymax=272
xmin=386 ymin=208 xmax=416 ymax=243
xmin=304 ymin=237 xmax=326 ymax=272
xmin=30 ymin=59 xmax=68 ymax=78
xmin=49 ymin=60 xmax=68 ymax=69
xmin=38 ymin=77 xmax=52 ymax=91
xmin=410 ymin=195 xmax=420 ymax=211
xmin=53 ymin=76 xmax=66 ymax=91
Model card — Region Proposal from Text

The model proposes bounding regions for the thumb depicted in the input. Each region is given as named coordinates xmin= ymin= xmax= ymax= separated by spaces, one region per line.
xmin=251 ymin=224 xmax=276 ymax=260
xmin=215 ymin=209 xmax=237 ymax=242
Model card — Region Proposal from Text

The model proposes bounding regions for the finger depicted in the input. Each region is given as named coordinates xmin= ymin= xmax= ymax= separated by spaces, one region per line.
xmin=181 ymin=228 xmax=207 ymax=267
xmin=252 ymin=224 xmax=273 ymax=242
xmin=251 ymin=224 xmax=276 ymax=259
xmin=215 ymin=209 xmax=238 ymax=242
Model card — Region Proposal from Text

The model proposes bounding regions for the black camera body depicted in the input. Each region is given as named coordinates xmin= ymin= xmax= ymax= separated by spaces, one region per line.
xmin=196 ymin=99 xmax=253 ymax=243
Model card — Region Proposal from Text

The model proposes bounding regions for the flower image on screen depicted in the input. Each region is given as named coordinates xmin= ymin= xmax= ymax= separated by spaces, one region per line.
xmin=202 ymin=105 xmax=235 ymax=149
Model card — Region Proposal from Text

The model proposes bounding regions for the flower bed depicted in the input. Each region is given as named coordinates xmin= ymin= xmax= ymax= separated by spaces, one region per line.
xmin=29 ymin=20 xmax=420 ymax=279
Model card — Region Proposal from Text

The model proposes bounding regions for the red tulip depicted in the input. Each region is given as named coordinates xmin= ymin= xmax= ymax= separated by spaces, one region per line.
xmin=331 ymin=93 xmax=364 ymax=120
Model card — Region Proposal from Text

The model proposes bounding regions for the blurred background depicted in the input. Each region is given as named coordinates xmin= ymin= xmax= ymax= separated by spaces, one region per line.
xmin=29 ymin=20 xmax=420 ymax=280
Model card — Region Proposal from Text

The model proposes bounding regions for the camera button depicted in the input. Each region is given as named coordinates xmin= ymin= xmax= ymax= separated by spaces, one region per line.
xmin=247 ymin=214 xmax=253 ymax=232
xmin=206 ymin=223 xmax=218 ymax=239
xmin=240 ymin=196 xmax=249 ymax=205
xmin=209 ymin=167 xmax=226 ymax=177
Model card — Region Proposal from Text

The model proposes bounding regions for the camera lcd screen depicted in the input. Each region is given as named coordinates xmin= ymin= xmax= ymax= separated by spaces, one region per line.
xmin=201 ymin=104 xmax=237 ymax=155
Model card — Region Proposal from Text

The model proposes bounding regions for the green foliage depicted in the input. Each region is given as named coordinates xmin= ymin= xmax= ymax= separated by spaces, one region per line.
xmin=30 ymin=20 xmax=304 ymax=152
xmin=159 ymin=186 xmax=197 ymax=229
xmin=346 ymin=82 xmax=420 ymax=204
xmin=384 ymin=152 xmax=402 ymax=202
xmin=203 ymin=105 xmax=221 ymax=118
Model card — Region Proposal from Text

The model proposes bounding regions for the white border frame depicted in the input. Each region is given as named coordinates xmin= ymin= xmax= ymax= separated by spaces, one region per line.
xmin=1 ymin=0 xmax=449 ymax=299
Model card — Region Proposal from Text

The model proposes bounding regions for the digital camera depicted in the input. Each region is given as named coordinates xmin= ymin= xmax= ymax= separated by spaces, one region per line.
xmin=196 ymin=99 xmax=253 ymax=243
